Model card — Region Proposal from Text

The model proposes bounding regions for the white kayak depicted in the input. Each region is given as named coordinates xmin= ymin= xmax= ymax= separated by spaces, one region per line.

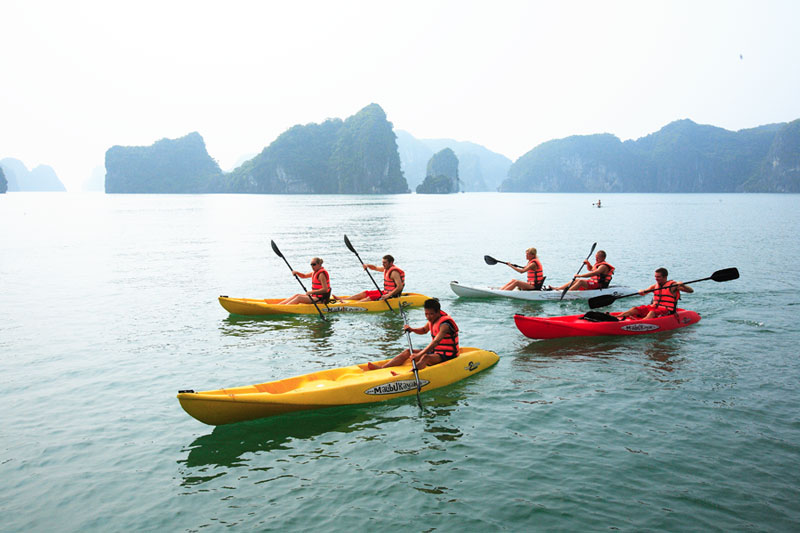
xmin=449 ymin=281 xmax=635 ymax=301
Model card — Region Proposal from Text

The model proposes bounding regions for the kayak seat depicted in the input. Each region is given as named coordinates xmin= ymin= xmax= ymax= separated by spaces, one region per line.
xmin=581 ymin=311 xmax=620 ymax=322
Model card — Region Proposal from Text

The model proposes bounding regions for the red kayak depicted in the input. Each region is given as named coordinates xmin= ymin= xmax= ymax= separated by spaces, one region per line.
xmin=514 ymin=309 xmax=701 ymax=339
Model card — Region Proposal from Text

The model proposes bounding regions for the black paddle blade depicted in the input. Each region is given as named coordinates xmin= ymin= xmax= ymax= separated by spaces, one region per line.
xmin=344 ymin=234 xmax=357 ymax=254
xmin=270 ymin=240 xmax=283 ymax=258
xmin=484 ymin=255 xmax=499 ymax=265
xmin=712 ymin=267 xmax=739 ymax=282
xmin=588 ymin=294 xmax=616 ymax=309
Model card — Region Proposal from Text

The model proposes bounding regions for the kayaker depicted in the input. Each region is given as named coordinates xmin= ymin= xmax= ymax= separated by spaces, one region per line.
xmin=548 ymin=250 xmax=615 ymax=292
xmin=616 ymin=267 xmax=693 ymax=320
xmin=500 ymin=247 xmax=544 ymax=291
xmin=368 ymin=298 xmax=459 ymax=370
xmin=341 ymin=254 xmax=405 ymax=301
xmin=277 ymin=257 xmax=332 ymax=305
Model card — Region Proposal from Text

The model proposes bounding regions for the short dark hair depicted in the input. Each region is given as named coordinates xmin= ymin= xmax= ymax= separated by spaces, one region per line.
xmin=423 ymin=298 xmax=441 ymax=311
xmin=383 ymin=254 xmax=394 ymax=264
xmin=656 ymin=267 xmax=668 ymax=277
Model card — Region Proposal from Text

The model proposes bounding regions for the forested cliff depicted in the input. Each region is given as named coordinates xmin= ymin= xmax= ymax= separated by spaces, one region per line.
xmin=105 ymin=132 xmax=223 ymax=193
xmin=105 ymin=104 xmax=408 ymax=194
xmin=500 ymin=119 xmax=799 ymax=193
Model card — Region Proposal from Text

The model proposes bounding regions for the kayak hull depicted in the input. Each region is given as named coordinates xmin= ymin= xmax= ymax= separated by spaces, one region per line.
xmin=178 ymin=347 xmax=499 ymax=425
xmin=450 ymin=281 xmax=635 ymax=301
xmin=514 ymin=309 xmax=701 ymax=339
xmin=219 ymin=293 xmax=430 ymax=316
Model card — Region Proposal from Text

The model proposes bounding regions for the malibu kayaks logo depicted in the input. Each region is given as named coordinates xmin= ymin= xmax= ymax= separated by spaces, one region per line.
xmin=364 ymin=379 xmax=430 ymax=395
xmin=465 ymin=361 xmax=480 ymax=372
xmin=324 ymin=306 xmax=368 ymax=313
xmin=621 ymin=323 xmax=660 ymax=332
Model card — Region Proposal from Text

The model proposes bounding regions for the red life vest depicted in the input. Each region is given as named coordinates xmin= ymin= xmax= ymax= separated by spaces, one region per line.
xmin=652 ymin=280 xmax=680 ymax=312
xmin=311 ymin=268 xmax=331 ymax=295
xmin=429 ymin=311 xmax=459 ymax=359
xmin=592 ymin=261 xmax=615 ymax=287
xmin=383 ymin=265 xmax=405 ymax=295
xmin=526 ymin=258 xmax=544 ymax=287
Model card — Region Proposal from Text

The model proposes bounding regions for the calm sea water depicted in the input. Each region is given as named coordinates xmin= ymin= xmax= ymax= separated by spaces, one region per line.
xmin=1 ymin=192 xmax=799 ymax=531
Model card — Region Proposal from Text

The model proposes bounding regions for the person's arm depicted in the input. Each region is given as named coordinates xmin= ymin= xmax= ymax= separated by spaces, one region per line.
xmin=364 ymin=263 xmax=384 ymax=272
xmin=310 ymin=272 xmax=329 ymax=295
xmin=577 ymin=264 xmax=607 ymax=279
xmin=403 ymin=322 xmax=430 ymax=335
xmin=674 ymin=281 xmax=693 ymax=294
xmin=510 ymin=260 xmax=535 ymax=274
xmin=292 ymin=270 xmax=312 ymax=279
xmin=414 ymin=323 xmax=451 ymax=358
xmin=381 ymin=271 xmax=404 ymax=299
xmin=639 ymin=283 xmax=656 ymax=295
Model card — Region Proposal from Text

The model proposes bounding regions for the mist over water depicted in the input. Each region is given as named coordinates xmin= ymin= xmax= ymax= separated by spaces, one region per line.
xmin=1 ymin=192 xmax=798 ymax=531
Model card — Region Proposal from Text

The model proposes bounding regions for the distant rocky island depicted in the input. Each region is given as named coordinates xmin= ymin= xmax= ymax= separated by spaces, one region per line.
xmin=416 ymin=148 xmax=460 ymax=193
xmin=396 ymin=131 xmax=511 ymax=192
xmin=101 ymin=107 xmax=800 ymax=194
xmin=0 ymin=166 xmax=7 ymax=193
xmin=106 ymin=104 xmax=409 ymax=194
xmin=500 ymin=119 xmax=800 ymax=193
xmin=0 ymin=158 xmax=66 ymax=192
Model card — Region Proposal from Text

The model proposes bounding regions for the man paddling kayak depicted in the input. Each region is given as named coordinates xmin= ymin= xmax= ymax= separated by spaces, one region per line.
xmin=549 ymin=250 xmax=615 ymax=292
xmin=616 ymin=267 xmax=693 ymax=320
xmin=499 ymin=247 xmax=545 ymax=291
xmin=277 ymin=257 xmax=332 ymax=305
xmin=340 ymin=254 xmax=405 ymax=302
xmin=368 ymin=298 xmax=459 ymax=371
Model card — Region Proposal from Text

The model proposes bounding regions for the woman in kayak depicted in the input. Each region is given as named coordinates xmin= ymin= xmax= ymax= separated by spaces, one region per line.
xmin=277 ymin=257 xmax=331 ymax=305
xmin=368 ymin=298 xmax=459 ymax=370
xmin=616 ymin=267 xmax=693 ymax=320
xmin=549 ymin=250 xmax=615 ymax=292
xmin=500 ymin=247 xmax=544 ymax=291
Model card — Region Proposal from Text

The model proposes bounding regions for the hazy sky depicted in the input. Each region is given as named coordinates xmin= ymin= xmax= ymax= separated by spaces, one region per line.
xmin=2 ymin=0 xmax=799 ymax=191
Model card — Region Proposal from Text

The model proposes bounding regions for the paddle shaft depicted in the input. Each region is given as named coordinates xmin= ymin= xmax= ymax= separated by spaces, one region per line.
xmin=343 ymin=235 xmax=393 ymax=312
xmin=270 ymin=240 xmax=327 ymax=320
xmin=399 ymin=304 xmax=423 ymax=409
xmin=560 ymin=242 xmax=597 ymax=301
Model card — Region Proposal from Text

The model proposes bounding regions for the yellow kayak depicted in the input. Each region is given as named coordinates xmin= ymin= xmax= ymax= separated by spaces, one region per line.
xmin=218 ymin=293 xmax=430 ymax=316
xmin=177 ymin=347 xmax=499 ymax=425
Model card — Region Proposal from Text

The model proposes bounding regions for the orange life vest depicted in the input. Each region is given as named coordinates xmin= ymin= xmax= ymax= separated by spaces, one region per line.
xmin=311 ymin=268 xmax=331 ymax=295
xmin=383 ymin=265 xmax=405 ymax=295
xmin=526 ymin=258 xmax=544 ymax=287
xmin=652 ymin=280 xmax=680 ymax=312
xmin=592 ymin=261 xmax=615 ymax=287
xmin=430 ymin=311 xmax=459 ymax=360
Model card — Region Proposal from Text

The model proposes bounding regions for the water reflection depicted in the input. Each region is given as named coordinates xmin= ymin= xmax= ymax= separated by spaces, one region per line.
xmin=219 ymin=313 xmax=332 ymax=336
xmin=178 ymin=387 xmax=470 ymax=486
xmin=179 ymin=405 xmax=386 ymax=477
xmin=513 ymin=332 xmax=687 ymax=380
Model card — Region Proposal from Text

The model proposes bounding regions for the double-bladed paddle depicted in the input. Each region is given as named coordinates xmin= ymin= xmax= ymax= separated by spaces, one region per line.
xmin=343 ymin=235 xmax=393 ymax=312
xmin=399 ymin=302 xmax=423 ymax=409
xmin=560 ymin=242 xmax=597 ymax=301
xmin=587 ymin=267 xmax=740 ymax=309
xmin=270 ymin=239 xmax=327 ymax=321
xmin=484 ymin=255 xmax=523 ymax=269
